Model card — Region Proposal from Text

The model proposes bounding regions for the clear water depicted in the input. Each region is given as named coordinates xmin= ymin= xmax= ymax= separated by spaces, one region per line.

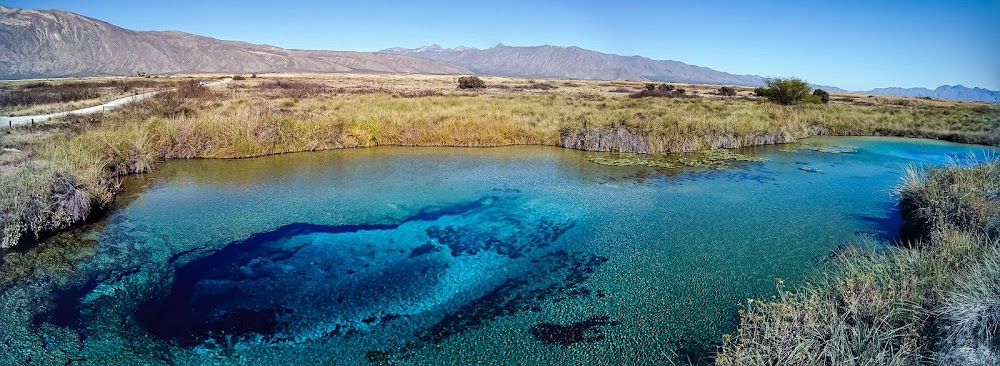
xmin=1 ymin=137 xmax=995 ymax=365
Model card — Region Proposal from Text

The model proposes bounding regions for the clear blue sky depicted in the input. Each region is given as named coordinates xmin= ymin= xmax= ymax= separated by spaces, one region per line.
xmin=8 ymin=0 xmax=999 ymax=90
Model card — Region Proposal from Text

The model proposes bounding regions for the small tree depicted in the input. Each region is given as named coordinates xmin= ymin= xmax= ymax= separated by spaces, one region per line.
xmin=457 ymin=76 xmax=485 ymax=89
xmin=657 ymin=83 xmax=674 ymax=91
xmin=813 ymin=89 xmax=830 ymax=104
xmin=644 ymin=83 xmax=656 ymax=91
xmin=756 ymin=78 xmax=811 ymax=105
xmin=718 ymin=86 xmax=737 ymax=97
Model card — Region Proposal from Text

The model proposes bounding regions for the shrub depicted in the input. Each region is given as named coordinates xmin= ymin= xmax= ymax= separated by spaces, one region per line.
xmin=755 ymin=78 xmax=812 ymax=105
xmin=644 ymin=83 xmax=656 ymax=91
xmin=233 ymin=74 xmax=247 ymax=81
xmin=258 ymin=80 xmax=328 ymax=98
xmin=628 ymin=89 xmax=695 ymax=99
xmin=524 ymin=82 xmax=557 ymax=90
xmin=718 ymin=86 xmax=737 ymax=97
xmin=801 ymin=94 xmax=823 ymax=104
xmin=675 ymin=88 xmax=686 ymax=94
xmin=657 ymin=83 xmax=674 ymax=91
xmin=813 ymin=89 xmax=831 ymax=104
xmin=457 ymin=76 xmax=485 ymax=89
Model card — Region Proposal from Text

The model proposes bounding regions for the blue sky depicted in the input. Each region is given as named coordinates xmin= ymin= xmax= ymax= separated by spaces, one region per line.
xmin=8 ymin=0 xmax=999 ymax=90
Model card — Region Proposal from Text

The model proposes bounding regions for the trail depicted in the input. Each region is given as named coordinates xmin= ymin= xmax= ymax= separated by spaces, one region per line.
xmin=1 ymin=78 xmax=232 ymax=127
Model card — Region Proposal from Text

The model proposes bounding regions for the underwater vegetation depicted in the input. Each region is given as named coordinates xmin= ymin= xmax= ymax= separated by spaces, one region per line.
xmin=779 ymin=143 xmax=858 ymax=154
xmin=586 ymin=148 xmax=766 ymax=170
xmin=529 ymin=316 xmax=620 ymax=346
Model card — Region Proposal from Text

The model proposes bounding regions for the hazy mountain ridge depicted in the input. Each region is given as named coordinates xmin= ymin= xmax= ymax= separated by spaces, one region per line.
xmin=1 ymin=4 xmax=994 ymax=103
xmin=0 ymin=5 xmax=470 ymax=79
xmin=857 ymin=85 xmax=999 ymax=103
xmin=381 ymin=44 xmax=848 ymax=92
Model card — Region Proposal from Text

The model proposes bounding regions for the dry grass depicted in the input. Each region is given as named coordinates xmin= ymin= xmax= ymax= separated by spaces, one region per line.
xmin=0 ymin=78 xmax=176 ymax=116
xmin=0 ymin=73 xmax=997 ymax=248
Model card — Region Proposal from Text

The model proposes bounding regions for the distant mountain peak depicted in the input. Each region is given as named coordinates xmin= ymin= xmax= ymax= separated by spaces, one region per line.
xmin=413 ymin=44 xmax=444 ymax=52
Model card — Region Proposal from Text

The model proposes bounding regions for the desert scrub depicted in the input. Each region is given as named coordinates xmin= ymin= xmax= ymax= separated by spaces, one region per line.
xmin=717 ymin=159 xmax=1000 ymax=365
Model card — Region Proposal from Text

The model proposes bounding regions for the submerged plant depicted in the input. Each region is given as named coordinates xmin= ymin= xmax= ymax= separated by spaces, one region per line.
xmin=586 ymin=149 xmax=764 ymax=170
xmin=779 ymin=144 xmax=858 ymax=154
xmin=586 ymin=153 xmax=677 ymax=169
xmin=676 ymin=149 xmax=766 ymax=168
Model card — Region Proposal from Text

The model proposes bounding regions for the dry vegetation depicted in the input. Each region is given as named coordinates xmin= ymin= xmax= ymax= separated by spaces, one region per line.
xmin=0 ymin=77 xmax=175 ymax=116
xmin=0 ymin=73 xmax=997 ymax=248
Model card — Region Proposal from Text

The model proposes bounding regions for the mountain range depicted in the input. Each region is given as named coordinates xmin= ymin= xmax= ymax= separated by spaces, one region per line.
xmin=1 ymin=5 xmax=996 ymax=103
xmin=0 ymin=5 xmax=469 ymax=79
xmin=855 ymin=85 xmax=1000 ymax=103
xmin=382 ymin=44 xmax=776 ymax=87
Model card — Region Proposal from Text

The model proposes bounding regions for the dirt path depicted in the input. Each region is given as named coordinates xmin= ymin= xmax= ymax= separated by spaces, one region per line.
xmin=1 ymin=78 xmax=232 ymax=127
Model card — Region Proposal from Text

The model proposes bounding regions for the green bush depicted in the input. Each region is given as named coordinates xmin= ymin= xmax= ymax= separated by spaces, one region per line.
xmin=755 ymin=78 xmax=812 ymax=105
xmin=644 ymin=83 xmax=656 ymax=91
xmin=457 ymin=76 xmax=485 ymax=89
xmin=718 ymin=86 xmax=737 ymax=97
xmin=802 ymin=94 xmax=823 ymax=104
xmin=813 ymin=89 xmax=831 ymax=104
xmin=657 ymin=83 xmax=674 ymax=91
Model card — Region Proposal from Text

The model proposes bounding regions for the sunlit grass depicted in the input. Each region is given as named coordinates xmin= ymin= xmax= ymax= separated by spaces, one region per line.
xmin=1 ymin=80 xmax=997 ymax=248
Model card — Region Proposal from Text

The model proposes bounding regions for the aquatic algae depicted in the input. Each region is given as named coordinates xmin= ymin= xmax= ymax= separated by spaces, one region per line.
xmin=586 ymin=148 xmax=764 ymax=170
xmin=586 ymin=153 xmax=677 ymax=169
xmin=676 ymin=149 xmax=766 ymax=169
xmin=779 ymin=144 xmax=857 ymax=154
xmin=529 ymin=315 xmax=620 ymax=346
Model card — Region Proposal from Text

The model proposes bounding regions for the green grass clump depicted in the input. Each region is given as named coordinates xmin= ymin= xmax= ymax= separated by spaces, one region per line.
xmin=717 ymin=158 xmax=1000 ymax=365
xmin=0 ymin=159 xmax=94 ymax=248
xmin=897 ymin=156 xmax=1000 ymax=236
